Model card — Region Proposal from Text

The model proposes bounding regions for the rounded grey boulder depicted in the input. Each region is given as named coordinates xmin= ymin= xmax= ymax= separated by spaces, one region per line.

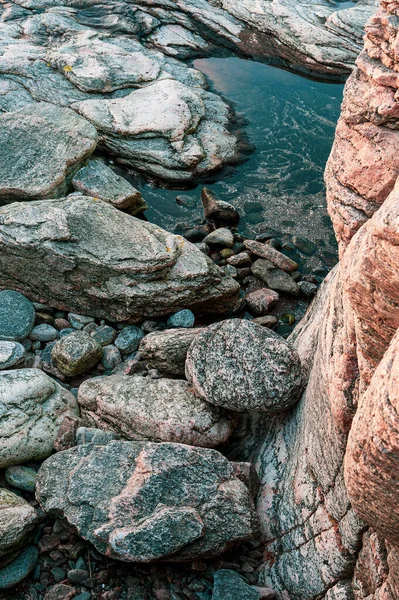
xmin=0 ymin=369 xmax=79 ymax=468
xmin=36 ymin=441 xmax=256 ymax=563
xmin=185 ymin=319 xmax=303 ymax=413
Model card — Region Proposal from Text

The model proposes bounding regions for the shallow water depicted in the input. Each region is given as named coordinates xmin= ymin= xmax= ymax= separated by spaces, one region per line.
xmin=123 ymin=57 xmax=344 ymax=273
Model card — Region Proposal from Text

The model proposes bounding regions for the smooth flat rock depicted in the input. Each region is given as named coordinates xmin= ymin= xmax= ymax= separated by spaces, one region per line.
xmin=5 ymin=466 xmax=37 ymax=493
xmin=0 ymin=489 xmax=38 ymax=562
xmin=0 ymin=195 xmax=240 ymax=322
xmin=36 ymin=441 xmax=256 ymax=562
xmin=0 ymin=341 xmax=25 ymax=370
xmin=0 ymin=545 xmax=38 ymax=589
xmin=0 ymin=103 xmax=97 ymax=204
xmin=139 ymin=328 xmax=202 ymax=376
xmin=78 ymin=375 xmax=237 ymax=447
xmin=72 ymin=159 xmax=147 ymax=213
xmin=186 ymin=319 xmax=302 ymax=413
xmin=0 ymin=290 xmax=35 ymax=341
xmin=51 ymin=331 xmax=103 ymax=377
xmin=0 ymin=369 xmax=79 ymax=468
xmin=244 ymin=240 xmax=298 ymax=272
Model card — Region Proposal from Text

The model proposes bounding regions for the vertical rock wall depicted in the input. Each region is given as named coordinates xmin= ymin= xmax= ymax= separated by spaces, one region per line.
xmin=252 ymin=0 xmax=399 ymax=597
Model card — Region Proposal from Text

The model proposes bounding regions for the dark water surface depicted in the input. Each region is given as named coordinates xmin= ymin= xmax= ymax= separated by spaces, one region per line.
xmin=125 ymin=57 xmax=344 ymax=273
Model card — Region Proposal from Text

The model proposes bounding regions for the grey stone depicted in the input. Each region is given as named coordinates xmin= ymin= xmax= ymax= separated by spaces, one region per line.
xmin=0 ymin=291 xmax=35 ymax=342
xmin=0 ymin=103 xmax=97 ymax=204
xmin=186 ymin=319 xmax=303 ymax=413
xmin=68 ymin=313 xmax=95 ymax=330
xmin=78 ymin=375 xmax=237 ymax=447
xmin=0 ymin=369 xmax=79 ymax=468
xmin=251 ymin=259 xmax=300 ymax=296
xmin=91 ymin=325 xmax=116 ymax=346
xmin=166 ymin=310 xmax=195 ymax=329
xmin=76 ymin=427 xmax=119 ymax=446
xmin=0 ymin=489 xmax=38 ymax=562
xmin=114 ymin=326 xmax=145 ymax=355
xmin=0 ymin=196 xmax=240 ymax=322
xmin=29 ymin=325 xmax=58 ymax=342
xmin=5 ymin=466 xmax=37 ymax=493
xmin=0 ymin=341 xmax=25 ymax=370
xmin=298 ymin=280 xmax=318 ymax=298
xmin=139 ymin=328 xmax=202 ymax=376
xmin=36 ymin=441 xmax=256 ymax=562
xmin=101 ymin=345 xmax=122 ymax=370
xmin=203 ymin=229 xmax=234 ymax=248
xmin=0 ymin=546 xmax=38 ymax=589
xmin=211 ymin=570 xmax=259 ymax=600
xmin=67 ymin=569 xmax=89 ymax=584
xmin=73 ymin=159 xmax=148 ymax=214
xmin=51 ymin=331 xmax=103 ymax=377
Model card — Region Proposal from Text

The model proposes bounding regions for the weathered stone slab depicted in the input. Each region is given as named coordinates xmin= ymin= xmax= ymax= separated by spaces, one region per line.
xmin=36 ymin=441 xmax=256 ymax=562
xmin=0 ymin=195 xmax=240 ymax=322
xmin=139 ymin=328 xmax=202 ymax=376
xmin=78 ymin=374 xmax=237 ymax=447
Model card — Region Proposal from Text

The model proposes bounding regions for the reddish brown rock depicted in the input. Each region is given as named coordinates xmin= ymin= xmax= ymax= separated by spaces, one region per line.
xmin=244 ymin=240 xmax=298 ymax=272
xmin=245 ymin=288 xmax=279 ymax=316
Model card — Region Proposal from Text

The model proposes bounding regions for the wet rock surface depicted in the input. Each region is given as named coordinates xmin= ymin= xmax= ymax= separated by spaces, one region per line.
xmin=36 ymin=441 xmax=256 ymax=563
xmin=77 ymin=375 xmax=237 ymax=447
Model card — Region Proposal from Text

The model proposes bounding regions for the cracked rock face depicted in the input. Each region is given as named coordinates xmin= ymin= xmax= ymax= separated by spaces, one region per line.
xmin=0 ymin=195 xmax=240 ymax=322
xmin=0 ymin=369 xmax=79 ymax=468
xmin=186 ymin=319 xmax=303 ymax=413
xmin=0 ymin=102 xmax=97 ymax=204
xmin=78 ymin=374 xmax=237 ymax=447
xmin=36 ymin=441 xmax=256 ymax=562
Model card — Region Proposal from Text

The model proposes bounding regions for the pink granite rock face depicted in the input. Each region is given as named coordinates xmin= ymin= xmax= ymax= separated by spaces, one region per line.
xmin=249 ymin=0 xmax=399 ymax=596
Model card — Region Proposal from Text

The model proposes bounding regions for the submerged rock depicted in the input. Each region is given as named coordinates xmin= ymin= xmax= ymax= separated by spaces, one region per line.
xmin=0 ymin=369 xmax=79 ymax=468
xmin=201 ymin=188 xmax=240 ymax=228
xmin=0 ymin=103 xmax=97 ymax=204
xmin=0 ymin=195 xmax=240 ymax=322
xmin=36 ymin=441 xmax=256 ymax=562
xmin=186 ymin=319 xmax=302 ymax=413
xmin=251 ymin=259 xmax=299 ymax=296
xmin=78 ymin=375 xmax=237 ymax=447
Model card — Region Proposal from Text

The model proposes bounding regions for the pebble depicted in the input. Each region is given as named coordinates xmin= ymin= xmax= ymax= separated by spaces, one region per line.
xmin=141 ymin=320 xmax=167 ymax=334
xmin=68 ymin=313 xmax=95 ymax=330
xmin=292 ymin=236 xmax=316 ymax=255
xmin=35 ymin=312 xmax=55 ymax=326
xmin=252 ymin=316 xmax=278 ymax=329
xmin=167 ymin=310 xmax=195 ymax=329
xmin=29 ymin=324 xmax=58 ymax=342
xmin=203 ymin=228 xmax=234 ymax=248
xmin=0 ymin=290 xmax=35 ymax=342
xmin=184 ymin=228 xmax=207 ymax=243
xmin=298 ymin=280 xmax=318 ymax=298
xmin=91 ymin=325 xmax=116 ymax=346
xmin=251 ymin=259 xmax=299 ymax=296
xmin=245 ymin=288 xmax=279 ymax=316
xmin=195 ymin=242 xmax=211 ymax=255
xmin=83 ymin=322 xmax=98 ymax=335
xmin=0 ymin=341 xmax=25 ymax=370
xmin=220 ymin=248 xmax=234 ymax=259
xmin=175 ymin=194 xmax=198 ymax=208
xmin=5 ymin=465 xmax=37 ymax=492
xmin=201 ymin=188 xmax=240 ymax=227
xmin=224 ymin=265 xmax=237 ymax=278
xmin=51 ymin=331 xmax=103 ymax=377
xmin=54 ymin=318 xmax=70 ymax=331
xmin=244 ymin=201 xmax=263 ymax=214
xmin=244 ymin=240 xmax=298 ymax=272
xmin=51 ymin=567 xmax=66 ymax=582
xmin=74 ymin=593 xmax=91 ymax=600
xmin=76 ymin=427 xmax=119 ymax=445
xmin=227 ymin=252 xmax=251 ymax=267
xmin=67 ymin=569 xmax=89 ymax=584
xmin=59 ymin=328 xmax=75 ymax=338
xmin=102 ymin=345 xmax=122 ymax=370
xmin=114 ymin=326 xmax=145 ymax=355
xmin=0 ymin=546 xmax=38 ymax=589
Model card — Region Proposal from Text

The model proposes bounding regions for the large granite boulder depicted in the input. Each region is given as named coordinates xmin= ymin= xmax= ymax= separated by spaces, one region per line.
xmin=78 ymin=375 xmax=237 ymax=447
xmin=0 ymin=369 xmax=79 ymax=468
xmin=139 ymin=328 xmax=202 ymax=376
xmin=186 ymin=319 xmax=302 ymax=413
xmin=0 ymin=195 xmax=240 ymax=322
xmin=36 ymin=441 xmax=256 ymax=562
xmin=0 ymin=103 xmax=97 ymax=204
xmin=0 ymin=489 xmax=38 ymax=566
